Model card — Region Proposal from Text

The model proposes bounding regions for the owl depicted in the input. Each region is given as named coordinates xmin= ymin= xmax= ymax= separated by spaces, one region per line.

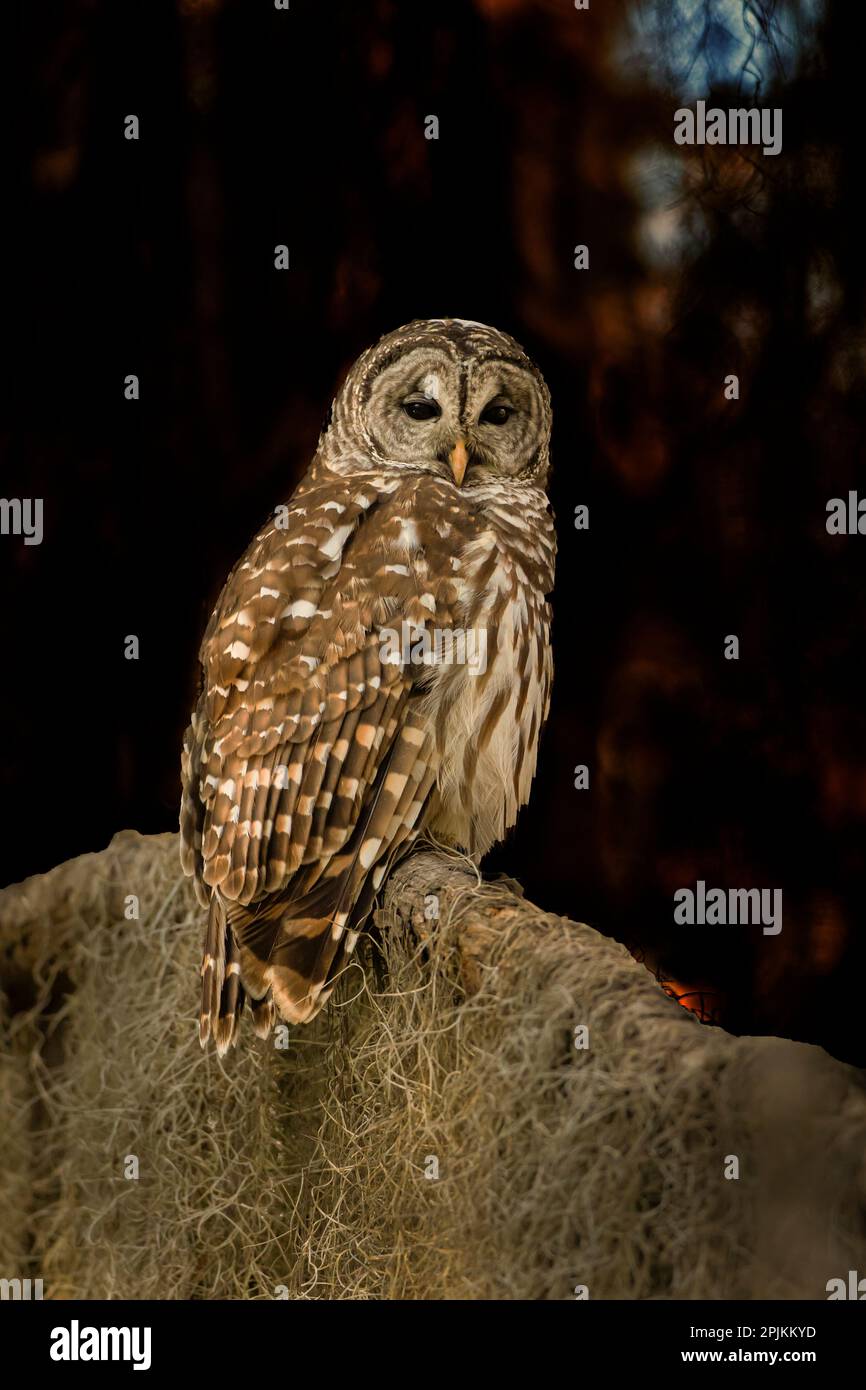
xmin=180 ymin=318 xmax=556 ymax=1052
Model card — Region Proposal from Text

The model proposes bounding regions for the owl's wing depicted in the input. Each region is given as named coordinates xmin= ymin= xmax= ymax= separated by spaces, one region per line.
xmin=180 ymin=462 xmax=452 ymax=1037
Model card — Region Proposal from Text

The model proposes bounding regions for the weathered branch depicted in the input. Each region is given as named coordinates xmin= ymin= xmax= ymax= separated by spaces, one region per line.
xmin=1 ymin=831 xmax=864 ymax=1300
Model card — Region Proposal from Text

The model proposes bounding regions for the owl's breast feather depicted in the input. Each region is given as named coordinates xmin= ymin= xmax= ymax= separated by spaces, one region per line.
xmin=423 ymin=531 xmax=551 ymax=857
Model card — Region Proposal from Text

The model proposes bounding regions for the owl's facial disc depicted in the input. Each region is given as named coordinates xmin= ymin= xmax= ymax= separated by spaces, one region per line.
xmin=362 ymin=346 xmax=461 ymax=468
xmin=360 ymin=341 xmax=548 ymax=485
xmin=461 ymin=359 xmax=547 ymax=481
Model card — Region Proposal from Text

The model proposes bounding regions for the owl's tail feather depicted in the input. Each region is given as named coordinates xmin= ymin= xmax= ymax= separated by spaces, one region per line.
xmin=227 ymin=716 xmax=438 ymax=1031
xmin=246 ymin=875 xmax=356 ymax=1026
xmin=261 ymin=737 xmax=438 ymax=1026
xmin=250 ymin=991 xmax=275 ymax=1039
xmin=199 ymin=895 xmax=225 ymax=1046
xmin=200 ymin=894 xmax=246 ymax=1055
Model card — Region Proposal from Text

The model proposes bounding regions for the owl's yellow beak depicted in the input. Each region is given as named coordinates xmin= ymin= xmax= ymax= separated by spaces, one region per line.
xmin=449 ymin=438 xmax=469 ymax=488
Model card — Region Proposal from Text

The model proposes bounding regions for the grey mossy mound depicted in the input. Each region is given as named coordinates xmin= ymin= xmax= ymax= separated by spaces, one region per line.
xmin=1 ymin=830 xmax=864 ymax=1300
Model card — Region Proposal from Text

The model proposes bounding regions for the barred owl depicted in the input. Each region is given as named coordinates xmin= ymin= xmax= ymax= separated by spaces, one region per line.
xmin=180 ymin=318 xmax=555 ymax=1052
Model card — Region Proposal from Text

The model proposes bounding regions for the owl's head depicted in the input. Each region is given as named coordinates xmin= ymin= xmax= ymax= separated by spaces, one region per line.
xmin=326 ymin=318 xmax=552 ymax=490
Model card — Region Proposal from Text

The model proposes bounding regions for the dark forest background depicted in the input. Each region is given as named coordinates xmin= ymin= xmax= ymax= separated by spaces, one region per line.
xmin=7 ymin=0 xmax=866 ymax=1063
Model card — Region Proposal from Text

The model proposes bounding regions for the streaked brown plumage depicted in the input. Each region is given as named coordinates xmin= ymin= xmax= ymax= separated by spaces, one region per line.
xmin=180 ymin=318 xmax=555 ymax=1052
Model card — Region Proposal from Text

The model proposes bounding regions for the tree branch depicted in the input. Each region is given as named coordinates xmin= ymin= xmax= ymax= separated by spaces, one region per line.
xmin=0 ymin=831 xmax=864 ymax=1299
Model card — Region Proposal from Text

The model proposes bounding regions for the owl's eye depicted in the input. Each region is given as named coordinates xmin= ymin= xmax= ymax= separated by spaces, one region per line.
xmin=480 ymin=402 xmax=513 ymax=426
xmin=402 ymin=395 xmax=441 ymax=421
